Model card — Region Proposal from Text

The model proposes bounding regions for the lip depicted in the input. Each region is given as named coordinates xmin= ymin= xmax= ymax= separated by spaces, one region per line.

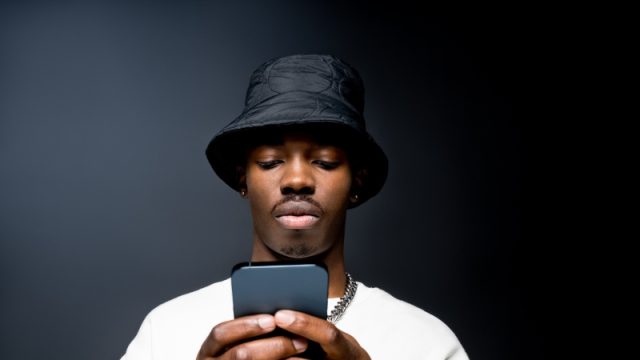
xmin=275 ymin=215 xmax=319 ymax=229
xmin=273 ymin=201 xmax=322 ymax=229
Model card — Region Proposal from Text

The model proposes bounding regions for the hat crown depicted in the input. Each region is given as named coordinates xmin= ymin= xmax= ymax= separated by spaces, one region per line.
xmin=205 ymin=54 xmax=388 ymax=207
xmin=245 ymin=54 xmax=365 ymax=115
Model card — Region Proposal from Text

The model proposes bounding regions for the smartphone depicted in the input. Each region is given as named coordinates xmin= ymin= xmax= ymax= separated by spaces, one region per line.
xmin=231 ymin=261 xmax=328 ymax=359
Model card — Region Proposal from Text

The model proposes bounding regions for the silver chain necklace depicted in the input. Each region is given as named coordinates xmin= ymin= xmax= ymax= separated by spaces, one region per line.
xmin=327 ymin=272 xmax=358 ymax=323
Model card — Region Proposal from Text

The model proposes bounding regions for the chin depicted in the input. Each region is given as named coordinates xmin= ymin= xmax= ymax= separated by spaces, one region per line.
xmin=277 ymin=244 xmax=315 ymax=258
xmin=258 ymin=229 xmax=335 ymax=261
xmin=270 ymin=240 xmax=332 ymax=260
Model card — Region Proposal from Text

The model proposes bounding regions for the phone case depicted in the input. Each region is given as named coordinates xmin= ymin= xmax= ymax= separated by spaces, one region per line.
xmin=231 ymin=261 xmax=329 ymax=359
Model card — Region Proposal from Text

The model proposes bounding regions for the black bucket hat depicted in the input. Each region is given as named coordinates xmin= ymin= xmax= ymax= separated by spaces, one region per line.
xmin=205 ymin=54 xmax=388 ymax=207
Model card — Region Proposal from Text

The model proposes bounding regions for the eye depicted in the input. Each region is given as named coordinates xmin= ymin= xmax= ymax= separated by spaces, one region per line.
xmin=313 ymin=160 xmax=340 ymax=170
xmin=256 ymin=160 xmax=282 ymax=169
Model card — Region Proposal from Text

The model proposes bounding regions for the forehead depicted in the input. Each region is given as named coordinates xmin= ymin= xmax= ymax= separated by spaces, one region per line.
xmin=244 ymin=126 xmax=351 ymax=152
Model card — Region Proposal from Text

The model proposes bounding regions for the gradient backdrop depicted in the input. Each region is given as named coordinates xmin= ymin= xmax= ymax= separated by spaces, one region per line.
xmin=1 ymin=1 xmax=538 ymax=359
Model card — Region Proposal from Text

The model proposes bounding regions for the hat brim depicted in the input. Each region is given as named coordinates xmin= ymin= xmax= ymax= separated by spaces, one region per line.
xmin=206 ymin=94 xmax=387 ymax=208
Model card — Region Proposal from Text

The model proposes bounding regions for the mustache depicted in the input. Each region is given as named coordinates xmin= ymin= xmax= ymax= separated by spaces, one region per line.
xmin=272 ymin=194 xmax=324 ymax=214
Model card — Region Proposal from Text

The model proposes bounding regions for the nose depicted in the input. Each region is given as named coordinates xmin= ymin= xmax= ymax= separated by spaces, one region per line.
xmin=280 ymin=157 xmax=315 ymax=195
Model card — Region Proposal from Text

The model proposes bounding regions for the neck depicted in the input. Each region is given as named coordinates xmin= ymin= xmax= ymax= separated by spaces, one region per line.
xmin=322 ymin=242 xmax=347 ymax=298
xmin=251 ymin=238 xmax=347 ymax=298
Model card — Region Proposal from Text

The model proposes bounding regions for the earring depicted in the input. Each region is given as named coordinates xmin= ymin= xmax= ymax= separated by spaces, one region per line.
xmin=240 ymin=189 xmax=247 ymax=198
xmin=350 ymin=194 xmax=359 ymax=203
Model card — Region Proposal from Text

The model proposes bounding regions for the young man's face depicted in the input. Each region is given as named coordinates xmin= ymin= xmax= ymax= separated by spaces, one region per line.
xmin=244 ymin=132 xmax=353 ymax=260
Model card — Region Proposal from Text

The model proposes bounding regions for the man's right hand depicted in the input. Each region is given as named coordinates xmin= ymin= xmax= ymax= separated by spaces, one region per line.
xmin=196 ymin=314 xmax=308 ymax=360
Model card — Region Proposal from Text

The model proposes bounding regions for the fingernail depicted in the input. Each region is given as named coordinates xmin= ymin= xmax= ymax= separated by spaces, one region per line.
xmin=292 ymin=338 xmax=307 ymax=351
xmin=257 ymin=316 xmax=274 ymax=330
xmin=275 ymin=310 xmax=295 ymax=326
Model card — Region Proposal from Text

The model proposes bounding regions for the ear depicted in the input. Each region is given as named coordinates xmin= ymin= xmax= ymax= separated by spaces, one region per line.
xmin=352 ymin=168 xmax=366 ymax=188
xmin=350 ymin=168 xmax=368 ymax=204
xmin=236 ymin=165 xmax=247 ymax=192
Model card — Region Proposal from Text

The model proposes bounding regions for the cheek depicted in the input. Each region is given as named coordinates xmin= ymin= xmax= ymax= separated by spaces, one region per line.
xmin=245 ymin=170 xmax=275 ymax=214
xmin=245 ymin=167 xmax=267 ymax=194
xmin=323 ymin=173 xmax=352 ymax=208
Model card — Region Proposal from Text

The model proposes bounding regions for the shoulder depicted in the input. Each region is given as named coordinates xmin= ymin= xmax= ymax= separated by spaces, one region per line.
xmin=122 ymin=279 xmax=233 ymax=360
xmin=343 ymin=282 xmax=468 ymax=359
xmin=145 ymin=278 xmax=232 ymax=324
xmin=359 ymin=283 xmax=453 ymax=332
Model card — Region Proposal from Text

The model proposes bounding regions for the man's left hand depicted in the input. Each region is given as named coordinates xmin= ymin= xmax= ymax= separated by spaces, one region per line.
xmin=274 ymin=310 xmax=371 ymax=360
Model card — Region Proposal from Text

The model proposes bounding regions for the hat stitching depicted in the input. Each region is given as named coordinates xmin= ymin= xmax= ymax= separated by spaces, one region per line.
xmin=319 ymin=56 xmax=337 ymax=96
xmin=265 ymin=55 xmax=335 ymax=95
xmin=265 ymin=59 xmax=279 ymax=94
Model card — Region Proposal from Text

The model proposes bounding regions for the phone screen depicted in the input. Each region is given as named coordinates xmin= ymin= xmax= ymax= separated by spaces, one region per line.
xmin=231 ymin=261 xmax=328 ymax=318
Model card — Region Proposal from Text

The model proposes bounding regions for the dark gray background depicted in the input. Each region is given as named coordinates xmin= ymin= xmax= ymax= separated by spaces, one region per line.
xmin=1 ymin=1 xmax=542 ymax=359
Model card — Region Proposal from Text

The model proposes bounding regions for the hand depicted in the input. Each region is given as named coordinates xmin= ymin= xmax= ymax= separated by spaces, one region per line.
xmin=274 ymin=310 xmax=371 ymax=360
xmin=196 ymin=314 xmax=308 ymax=360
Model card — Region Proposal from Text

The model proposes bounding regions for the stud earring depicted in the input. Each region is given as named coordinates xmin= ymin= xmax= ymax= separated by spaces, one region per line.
xmin=240 ymin=189 xmax=247 ymax=198
xmin=350 ymin=194 xmax=359 ymax=203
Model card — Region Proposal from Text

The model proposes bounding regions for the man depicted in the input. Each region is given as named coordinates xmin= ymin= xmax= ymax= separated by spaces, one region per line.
xmin=121 ymin=54 xmax=469 ymax=359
